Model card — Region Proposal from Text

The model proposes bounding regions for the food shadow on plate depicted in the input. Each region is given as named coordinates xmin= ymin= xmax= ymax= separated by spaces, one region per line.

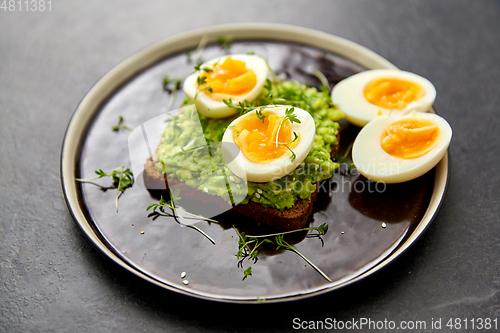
xmin=334 ymin=120 xmax=435 ymax=229
xmin=145 ymin=186 xmax=320 ymax=255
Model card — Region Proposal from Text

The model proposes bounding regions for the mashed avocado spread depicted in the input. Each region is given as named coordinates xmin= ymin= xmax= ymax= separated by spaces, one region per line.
xmin=155 ymin=80 xmax=343 ymax=211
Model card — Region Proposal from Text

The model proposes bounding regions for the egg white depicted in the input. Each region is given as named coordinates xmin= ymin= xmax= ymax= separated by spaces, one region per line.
xmin=331 ymin=69 xmax=436 ymax=127
xmin=352 ymin=111 xmax=452 ymax=183
xmin=183 ymin=54 xmax=269 ymax=118
xmin=221 ymin=106 xmax=315 ymax=183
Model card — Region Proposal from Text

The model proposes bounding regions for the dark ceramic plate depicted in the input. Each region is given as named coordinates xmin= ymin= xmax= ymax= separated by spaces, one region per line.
xmin=61 ymin=24 xmax=449 ymax=303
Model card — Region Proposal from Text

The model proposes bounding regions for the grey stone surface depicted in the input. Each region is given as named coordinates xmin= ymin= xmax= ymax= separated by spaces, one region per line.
xmin=1 ymin=0 xmax=499 ymax=331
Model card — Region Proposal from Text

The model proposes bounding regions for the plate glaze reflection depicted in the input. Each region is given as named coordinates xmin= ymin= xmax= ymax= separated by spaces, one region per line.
xmin=76 ymin=41 xmax=433 ymax=301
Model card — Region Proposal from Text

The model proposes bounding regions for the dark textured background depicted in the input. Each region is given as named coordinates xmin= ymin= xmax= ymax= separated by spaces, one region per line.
xmin=1 ymin=1 xmax=499 ymax=332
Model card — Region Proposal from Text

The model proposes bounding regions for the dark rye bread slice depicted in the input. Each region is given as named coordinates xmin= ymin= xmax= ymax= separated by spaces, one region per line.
xmin=234 ymin=187 xmax=318 ymax=230
xmin=143 ymin=132 xmax=339 ymax=231
xmin=143 ymin=157 xmax=319 ymax=231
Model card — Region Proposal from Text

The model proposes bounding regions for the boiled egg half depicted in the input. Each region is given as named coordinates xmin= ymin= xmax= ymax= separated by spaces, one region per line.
xmin=183 ymin=54 xmax=269 ymax=118
xmin=352 ymin=111 xmax=451 ymax=183
xmin=222 ymin=106 xmax=315 ymax=182
xmin=331 ymin=69 xmax=436 ymax=127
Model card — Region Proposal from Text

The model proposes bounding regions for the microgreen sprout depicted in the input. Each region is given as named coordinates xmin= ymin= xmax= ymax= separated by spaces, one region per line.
xmin=223 ymin=98 xmax=279 ymax=117
xmin=275 ymin=234 xmax=332 ymax=282
xmin=163 ymin=75 xmax=183 ymax=110
xmin=234 ymin=227 xmax=273 ymax=265
xmin=255 ymin=108 xmax=270 ymax=122
xmin=275 ymin=107 xmax=300 ymax=149
xmin=335 ymin=142 xmax=356 ymax=175
xmin=245 ymin=223 xmax=329 ymax=239
xmin=197 ymin=76 xmax=207 ymax=86
xmin=162 ymin=75 xmax=182 ymax=93
xmin=111 ymin=116 xmax=133 ymax=132
xmin=194 ymin=75 xmax=213 ymax=100
xmin=312 ymin=68 xmax=330 ymax=91
xmin=259 ymin=56 xmax=280 ymax=83
xmin=217 ymin=36 xmax=233 ymax=52
xmin=264 ymin=78 xmax=273 ymax=98
xmin=186 ymin=35 xmax=208 ymax=63
xmin=224 ymin=102 xmax=301 ymax=161
xmin=275 ymin=131 xmax=299 ymax=162
xmin=242 ymin=267 xmax=252 ymax=281
xmin=228 ymin=125 xmax=244 ymax=136
xmin=76 ymin=167 xmax=133 ymax=212
xmin=193 ymin=58 xmax=205 ymax=71
xmin=223 ymin=98 xmax=253 ymax=114
xmin=233 ymin=223 xmax=330 ymax=281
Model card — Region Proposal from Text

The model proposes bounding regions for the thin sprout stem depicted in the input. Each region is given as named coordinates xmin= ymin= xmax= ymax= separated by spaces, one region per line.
xmin=261 ymin=56 xmax=280 ymax=83
xmin=248 ymin=241 xmax=261 ymax=258
xmin=122 ymin=124 xmax=134 ymax=131
xmin=343 ymin=142 xmax=353 ymax=159
xmin=288 ymin=246 xmax=332 ymax=283
xmin=192 ymin=35 xmax=209 ymax=61
xmin=75 ymin=167 xmax=123 ymax=182
xmin=233 ymin=226 xmax=246 ymax=244
xmin=312 ymin=68 xmax=329 ymax=90
xmin=115 ymin=166 xmax=124 ymax=212
xmin=75 ymin=176 xmax=102 ymax=182
xmin=233 ymin=226 xmax=253 ymax=255
xmin=246 ymin=226 xmax=323 ymax=239
xmin=172 ymin=206 xmax=215 ymax=244
xmin=167 ymin=90 xmax=177 ymax=110
xmin=177 ymin=208 xmax=218 ymax=224
xmin=275 ymin=117 xmax=287 ymax=148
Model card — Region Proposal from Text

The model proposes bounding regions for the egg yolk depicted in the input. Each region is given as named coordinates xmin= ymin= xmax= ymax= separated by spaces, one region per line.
xmin=198 ymin=57 xmax=257 ymax=100
xmin=381 ymin=118 xmax=440 ymax=159
xmin=364 ymin=78 xmax=425 ymax=109
xmin=233 ymin=112 xmax=294 ymax=164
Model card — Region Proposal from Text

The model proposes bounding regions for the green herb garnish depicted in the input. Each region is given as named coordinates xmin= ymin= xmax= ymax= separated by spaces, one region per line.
xmin=255 ymin=108 xmax=270 ymax=122
xmin=111 ymin=116 xmax=133 ymax=132
xmin=186 ymin=35 xmax=208 ymax=63
xmin=163 ymin=75 xmax=183 ymax=110
xmin=274 ymin=107 xmax=301 ymax=160
xmin=224 ymin=103 xmax=301 ymax=161
xmin=76 ymin=167 xmax=133 ymax=212
xmin=228 ymin=124 xmax=243 ymax=136
xmin=217 ymin=36 xmax=233 ymax=51
xmin=234 ymin=223 xmax=330 ymax=281
xmin=283 ymin=106 xmax=301 ymax=124
xmin=193 ymin=58 xmax=204 ymax=71
xmin=197 ymin=76 xmax=207 ymax=86
xmin=312 ymin=68 xmax=329 ymax=91
xmin=194 ymin=75 xmax=213 ymax=100
xmin=235 ymin=229 xmax=273 ymax=263
xmin=223 ymin=98 xmax=273 ymax=117
xmin=335 ymin=142 xmax=356 ymax=175
xmin=275 ymin=234 xmax=332 ymax=282
xmin=279 ymin=131 xmax=299 ymax=162
xmin=242 ymin=267 xmax=252 ymax=281
xmin=146 ymin=190 xmax=217 ymax=244
xmin=163 ymin=75 xmax=182 ymax=93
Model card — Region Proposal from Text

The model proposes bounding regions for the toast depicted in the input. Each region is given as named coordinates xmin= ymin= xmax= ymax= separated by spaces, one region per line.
xmin=143 ymin=156 xmax=318 ymax=230
xmin=143 ymin=134 xmax=339 ymax=231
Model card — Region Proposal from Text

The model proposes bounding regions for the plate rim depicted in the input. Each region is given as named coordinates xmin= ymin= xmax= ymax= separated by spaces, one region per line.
xmin=60 ymin=22 xmax=449 ymax=303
